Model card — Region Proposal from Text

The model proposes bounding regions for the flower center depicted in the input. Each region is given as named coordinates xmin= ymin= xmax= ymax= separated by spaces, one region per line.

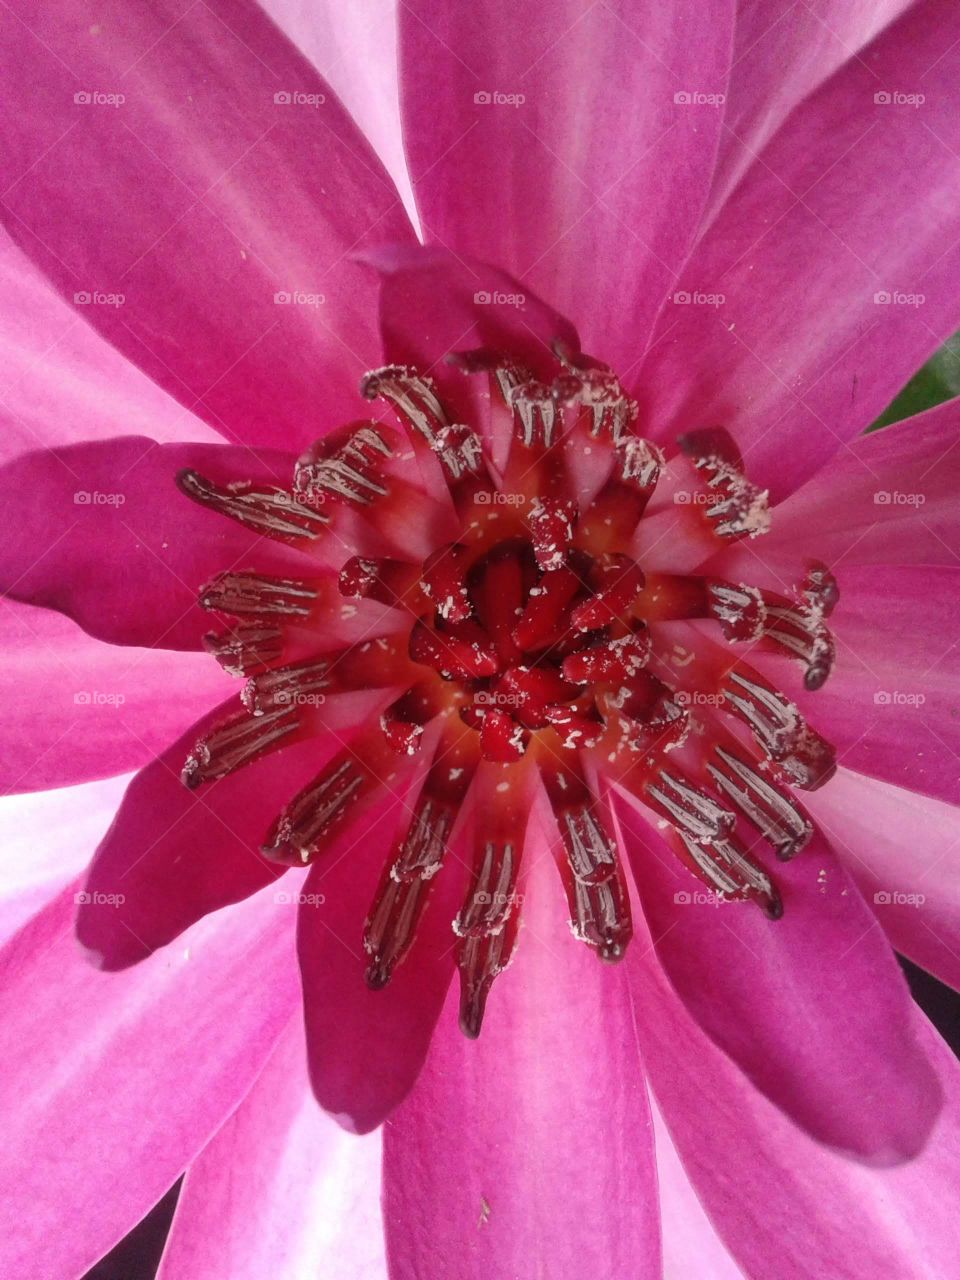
xmin=177 ymin=341 xmax=839 ymax=1036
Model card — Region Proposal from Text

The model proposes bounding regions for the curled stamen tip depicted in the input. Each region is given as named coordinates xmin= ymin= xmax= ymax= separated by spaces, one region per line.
xmin=458 ymin=988 xmax=487 ymax=1039
xmin=760 ymin=891 xmax=784 ymax=920
xmin=364 ymin=959 xmax=392 ymax=991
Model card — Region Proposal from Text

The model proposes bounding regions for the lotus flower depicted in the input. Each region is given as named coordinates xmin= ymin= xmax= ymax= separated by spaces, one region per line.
xmin=2 ymin=2 xmax=960 ymax=1277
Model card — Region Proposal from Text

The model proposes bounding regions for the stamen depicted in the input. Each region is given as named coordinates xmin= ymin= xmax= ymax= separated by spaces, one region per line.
xmin=263 ymin=750 xmax=372 ymax=865
xmin=722 ymin=669 xmax=836 ymax=789
xmin=202 ymin=624 xmax=282 ymax=677
xmin=295 ymin=423 xmax=395 ymax=506
xmin=361 ymin=366 xmax=448 ymax=447
xmin=707 ymin=745 xmax=813 ymax=859
xmin=176 ymin=470 xmax=329 ymax=542
xmin=200 ymin=572 xmax=317 ymax=620
xmin=678 ymin=427 xmax=770 ymax=540
xmin=182 ymin=705 xmax=299 ymax=789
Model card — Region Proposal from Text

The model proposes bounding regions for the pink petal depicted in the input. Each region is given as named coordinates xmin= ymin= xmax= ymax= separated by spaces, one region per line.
xmin=297 ymin=765 xmax=470 ymax=1134
xmin=707 ymin=2 xmax=915 ymax=221
xmin=653 ymin=1098 xmax=745 ymax=1280
xmin=382 ymin=843 xmax=661 ymax=1279
xmin=158 ymin=1016 xmax=386 ymax=1280
xmin=807 ymin=768 xmax=960 ymax=993
xmin=260 ymin=0 xmax=417 ymax=229
xmin=0 ymin=437 xmax=309 ymax=649
xmin=715 ymin=396 xmax=960 ymax=576
xmin=637 ymin=3 xmax=960 ymax=499
xmin=0 ymin=879 xmax=298 ymax=1280
xmin=1 ymin=599 xmax=229 ymax=793
xmin=0 ymin=773 xmax=125 ymax=944
xmin=0 ymin=230 xmax=218 ymax=461
xmin=2 ymin=0 xmax=414 ymax=451
xmin=398 ymin=0 xmax=736 ymax=372
xmin=627 ymin=934 xmax=960 ymax=1279
xmin=615 ymin=798 xmax=942 ymax=1161
xmin=77 ymin=694 xmax=386 ymax=969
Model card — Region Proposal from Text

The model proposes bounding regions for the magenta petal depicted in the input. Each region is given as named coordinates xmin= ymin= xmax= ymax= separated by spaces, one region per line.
xmin=0 ymin=880 xmax=297 ymax=1280
xmin=748 ymin=564 xmax=960 ymax=805
xmin=616 ymin=800 xmax=941 ymax=1161
xmin=707 ymin=2 xmax=914 ymax=220
xmin=297 ymin=772 xmax=469 ymax=1134
xmin=638 ymin=3 xmax=960 ymax=499
xmin=260 ymin=0 xmax=415 ymax=229
xmin=2 ymin=0 xmax=414 ymax=451
xmin=158 ymin=1016 xmax=386 ymax=1280
xmin=0 ymin=437 xmax=307 ymax=649
xmin=365 ymin=243 xmax=580 ymax=378
xmin=1 ymin=600 xmax=229 ymax=793
xmin=716 ymin=397 xmax=960 ymax=576
xmin=807 ymin=768 xmax=960 ymax=994
xmin=382 ymin=848 xmax=660 ymax=1279
xmin=628 ymin=940 xmax=960 ymax=1280
xmin=0 ymin=230 xmax=218 ymax=462
xmin=398 ymin=0 xmax=735 ymax=370
xmin=75 ymin=695 xmax=383 ymax=969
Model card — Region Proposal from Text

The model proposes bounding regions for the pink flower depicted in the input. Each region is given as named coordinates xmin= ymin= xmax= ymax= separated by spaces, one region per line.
xmin=2 ymin=2 xmax=960 ymax=1277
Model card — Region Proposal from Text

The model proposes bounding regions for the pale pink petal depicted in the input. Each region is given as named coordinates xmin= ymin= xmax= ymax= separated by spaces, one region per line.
xmin=0 ymin=437 xmax=311 ymax=649
xmin=1 ymin=599 xmax=229 ymax=793
xmin=807 ymin=768 xmax=960 ymax=993
xmin=627 ymin=934 xmax=960 ymax=1279
xmin=398 ymin=0 xmax=736 ymax=372
xmin=158 ymin=1015 xmax=386 ymax=1280
xmin=0 ymin=773 xmax=126 ymax=944
xmin=2 ymin=0 xmax=414 ymax=451
xmin=382 ymin=845 xmax=661 ymax=1279
xmin=637 ymin=2 xmax=960 ymax=498
xmin=616 ymin=799 xmax=941 ymax=1160
xmin=0 ymin=230 xmax=218 ymax=461
xmin=0 ymin=879 xmax=298 ymax=1280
